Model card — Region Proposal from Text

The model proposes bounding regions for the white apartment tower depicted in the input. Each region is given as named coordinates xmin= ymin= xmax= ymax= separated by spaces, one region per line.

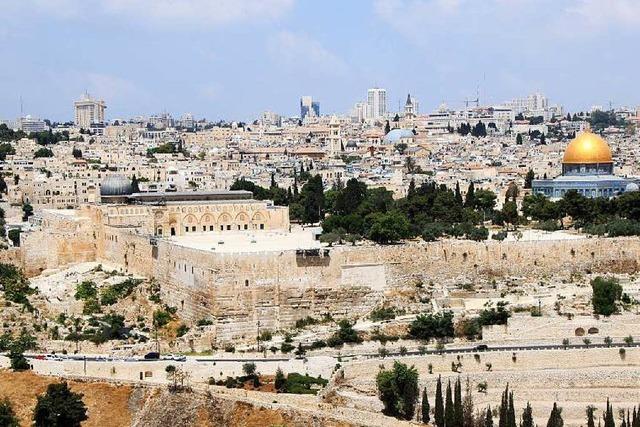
xmin=74 ymin=93 xmax=106 ymax=128
xmin=367 ymin=88 xmax=387 ymax=120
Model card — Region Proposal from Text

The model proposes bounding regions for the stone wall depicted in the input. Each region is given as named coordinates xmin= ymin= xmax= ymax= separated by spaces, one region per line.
xmin=18 ymin=212 xmax=640 ymax=344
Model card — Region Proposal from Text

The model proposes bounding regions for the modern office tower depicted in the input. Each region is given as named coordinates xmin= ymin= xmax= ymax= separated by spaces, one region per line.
xmin=367 ymin=88 xmax=387 ymax=120
xmin=74 ymin=92 xmax=106 ymax=128
xmin=300 ymin=96 xmax=320 ymax=120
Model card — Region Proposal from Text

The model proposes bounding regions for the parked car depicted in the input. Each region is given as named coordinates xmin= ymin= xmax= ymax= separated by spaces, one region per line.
xmin=144 ymin=352 xmax=160 ymax=360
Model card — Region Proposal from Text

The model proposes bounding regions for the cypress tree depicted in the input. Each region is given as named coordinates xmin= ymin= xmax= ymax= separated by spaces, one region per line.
xmin=454 ymin=377 xmax=463 ymax=427
xmin=455 ymin=182 xmax=463 ymax=206
xmin=521 ymin=402 xmax=534 ymax=427
xmin=587 ymin=406 xmax=596 ymax=427
xmin=462 ymin=377 xmax=475 ymax=427
xmin=546 ymin=403 xmax=563 ymax=427
xmin=445 ymin=380 xmax=455 ymax=427
xmin=435 ymin=376 xmax=445 ymax=427
xmin=508 ymin=392 xmax=517 ymax=427
xmin=499 ymin=385 xmax=508 ymax=427
xmin=464 ymin=182 xmax=475 ymax=208
xmin=422 ymin=387 xmax=430 ymax=424
xmin=604 ymin=399 xmax=615 ymax=427
xmin=485 ymin=406 xmax=494 ymax=427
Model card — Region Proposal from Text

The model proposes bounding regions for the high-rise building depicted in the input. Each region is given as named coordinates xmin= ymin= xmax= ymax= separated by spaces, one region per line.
xmin=300 ymin=96 xmax=320 ymax=120
xmin=367 ymin=88 xmax=387 ymax=120
xmin=18 ymin=115 xmax=46 ymax=133
xmin=74 ymin=93 xmax=106 ymax=129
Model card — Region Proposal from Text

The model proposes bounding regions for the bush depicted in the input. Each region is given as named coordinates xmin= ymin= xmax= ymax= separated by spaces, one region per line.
xmin=100 ymin=278 xmax=142 ymax=305
xmin=477 ymin=301 xmax=511 ymax=326
xmin=242 ymin=362 xmax=256 ymax=376
xmin=408 ymin=311 xmax=454 ymax=341
xmin=591 ymin=276 xmax=623 ymax=316
xmin=33 ymin=382 xmax=88 ymax=427
xmin=153 ymin=310 xmax=172 ymax=328
xmin=491 ymin=230 xmax=507 ymax=241
xmin=369 ymin=307 xmax=397 ymax=322
xmin=7 ymin=229 xmax=21 ymax=247
xmin=280 ymin=342 xmax=295 ymax=353
xmin=0 ymin=397 xmax=19 ymax=427
xmin=196 ymin=318 xmax=214 ymax=327
xmin=282 ymin=372 xmax=328 ymax=395
xmin=0 ymin=263 xmax=33 ymax=306
xmin=176 ymin=324 xmax=189 ymax=337
xmin=376 ymin=361 xmax=419 ymax=420
xmin=258 ymin=330 xmax=272 ymax=341
xmin=274 ymin=368 xmax=286 ymax=392
xmin=74 ymin=281 xmax=97 ymax=300
xmin=327 ymin=319 xmax=362 ymax=347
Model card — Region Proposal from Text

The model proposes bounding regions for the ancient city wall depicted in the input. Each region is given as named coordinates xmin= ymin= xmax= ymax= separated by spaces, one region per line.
xmin=17 ymin=219 xmax=640 ymax=343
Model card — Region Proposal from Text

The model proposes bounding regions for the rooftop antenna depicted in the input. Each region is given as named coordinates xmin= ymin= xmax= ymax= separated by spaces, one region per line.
xmin=20 ymin=95 xmax=23 ymax=117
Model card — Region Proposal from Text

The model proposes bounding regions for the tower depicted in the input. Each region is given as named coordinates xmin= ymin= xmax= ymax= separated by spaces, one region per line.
xmin=328 ymin=115 xmax=342 ymax=157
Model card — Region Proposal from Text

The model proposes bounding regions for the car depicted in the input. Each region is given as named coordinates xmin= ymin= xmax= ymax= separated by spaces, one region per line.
xmin=144 ymin=352 xmax=160 ymax=360
xmin=474 ymin=344 xmax=489 ymax=351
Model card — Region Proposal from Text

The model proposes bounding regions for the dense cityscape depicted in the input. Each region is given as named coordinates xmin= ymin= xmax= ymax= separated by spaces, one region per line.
xmin=1 ymin=1 xmax=639 ymax=427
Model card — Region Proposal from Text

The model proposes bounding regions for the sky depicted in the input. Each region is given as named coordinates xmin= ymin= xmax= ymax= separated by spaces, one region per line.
xmin=1 ymin=0 xmax=639 ymax=122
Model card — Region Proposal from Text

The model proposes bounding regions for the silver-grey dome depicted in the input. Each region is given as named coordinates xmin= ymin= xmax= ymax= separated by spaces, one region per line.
xmin=100 ymin=175 xmax=133 ymax=196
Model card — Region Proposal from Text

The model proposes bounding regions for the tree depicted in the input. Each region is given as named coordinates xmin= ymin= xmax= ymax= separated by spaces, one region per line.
xmin=421 ymin=387 xmax=430 ymax=424
xmin=131 ymin=174 xmax=140 ymax=193
xmin=501 ymin=201 xmax=519 ymax=228
xmin=408 ymin=311 xmax=454 ymax=341
xmin=0 ymin=398 xmax=19 ymax=427
xmin=445 ymin=380 xmax=455 ymax=427
xmin=591 ymin=276 xmax=622 ymax=316
xmin=586 ymin=405 xmax=596 ymax=427
xmin=376 ymin=361 xmax=419 ymax=420
xmin=274 ymin=368 xmax=286 ymax=392
xmin=524 ymin=170 xmax=535 ymax=189
xmin=8 ymin=229 xmax=21 ymax=247
xmin=33 ymin=147 xmax=54 ymax=158
xmin=22 ymin=203 xmax=33 ymax=222
xmin=33 ymin=382 xmax=88 ymax=427
xmin=546 ymin=403 xmax=563 ymax=427
xmin=384 ymin=120 xmax=391 ymax=134
xmin=464 ymin=182 xmax=476 ymax=208
xmin=454 ymin=377 xmax=463 ymax=427
xmin=522 ymin=402 xmax=535 ymax=427
xmin=435 ymin=375 xmax=445 ymax=427
xmin=516 ymin=133 xmax=523 ymax=145
xmin=367 ymin=211 xmax=411 ymax=244
xmin=462 ymin=377 xmax=475 ymax=427
xmin=9 ymin=344 xmax=30 ymax=370
xmin=242 ymin=362 xmax=256 ymax=376
xmin=71 ymin=147 xmax=82 ymax=158
xmin=485 ymin=406 xmax=494 ymax=427
xmin=299 ymin=175 xmax=324 ymax=224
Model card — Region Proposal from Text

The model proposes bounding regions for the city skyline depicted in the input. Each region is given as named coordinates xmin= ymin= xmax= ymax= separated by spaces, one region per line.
xmin=1 ymin=0 xmax=639 ymax=121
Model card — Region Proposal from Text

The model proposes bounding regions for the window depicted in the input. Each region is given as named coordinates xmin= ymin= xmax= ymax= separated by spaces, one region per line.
xmin=220 ymin=225 xmax=224 ymax=231
xmin=185 ymin=227 xmax=189 ymax=233
xmin=245 ymin=279 xmax=249 ymax=287
xmin=209 ymin=225 xmax=214 ymax=231
xmin=260 ymin=224 xmax=264 ymax=230
xmin=226 ymin=225 xmax=231 ymax=230
xmin=192 ymin=226 xmax=196 ymax=232
xmin=244 ymin=224 xmax=248 ymax=230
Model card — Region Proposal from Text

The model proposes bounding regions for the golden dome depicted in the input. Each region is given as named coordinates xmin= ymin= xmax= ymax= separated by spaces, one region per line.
xmin=562 ymin=130 xmax=612 ymax=164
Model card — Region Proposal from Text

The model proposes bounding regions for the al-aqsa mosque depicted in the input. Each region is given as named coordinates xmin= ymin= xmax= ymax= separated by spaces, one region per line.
xmin=532 ymin=130 xmax=634 ymax=199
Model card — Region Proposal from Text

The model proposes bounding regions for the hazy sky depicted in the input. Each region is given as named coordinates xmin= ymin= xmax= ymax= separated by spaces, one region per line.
xmin=1 ymin=0 xmax=639 ymax=121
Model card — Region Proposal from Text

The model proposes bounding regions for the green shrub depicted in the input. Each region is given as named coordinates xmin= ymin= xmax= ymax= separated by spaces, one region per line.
xmin=75 ymin=281 xmax=97 ymax=300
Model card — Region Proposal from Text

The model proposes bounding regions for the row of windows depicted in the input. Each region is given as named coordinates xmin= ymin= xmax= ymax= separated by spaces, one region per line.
xmin=156 ymin=223 xmax=265 ymax=236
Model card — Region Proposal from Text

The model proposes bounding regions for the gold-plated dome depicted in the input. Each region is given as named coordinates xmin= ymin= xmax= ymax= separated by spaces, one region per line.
xmin=562 ymin=130 xmax=612 ymax=164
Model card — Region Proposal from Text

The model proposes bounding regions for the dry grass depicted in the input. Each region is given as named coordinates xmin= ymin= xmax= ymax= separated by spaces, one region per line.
xmin=0 ymin=370 xmax=134 ymax=427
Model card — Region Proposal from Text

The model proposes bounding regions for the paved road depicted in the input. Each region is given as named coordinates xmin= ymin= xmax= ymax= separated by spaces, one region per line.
xmin=18 ymin=341 xmax=639 ymax=363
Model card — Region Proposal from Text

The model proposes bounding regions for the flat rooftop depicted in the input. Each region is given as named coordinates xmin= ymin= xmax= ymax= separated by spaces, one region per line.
xmin=168 ymin=229 xmax=321 ymax=253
